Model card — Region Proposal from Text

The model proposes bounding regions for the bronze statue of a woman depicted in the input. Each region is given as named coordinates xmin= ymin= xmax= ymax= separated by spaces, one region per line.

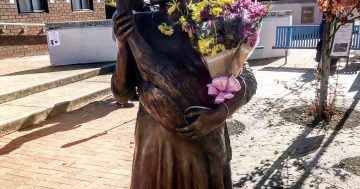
xmin=112 ymin=0 xmax=257 ymax=188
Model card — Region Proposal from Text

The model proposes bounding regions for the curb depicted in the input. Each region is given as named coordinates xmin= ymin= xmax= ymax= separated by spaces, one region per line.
xmin=0 ymin=63 xmax=115 ymax=104
xmin=0 ymin=88 xmax=111 ymax=137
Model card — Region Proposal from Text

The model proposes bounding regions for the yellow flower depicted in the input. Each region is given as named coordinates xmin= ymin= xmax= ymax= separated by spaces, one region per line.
xmin=210 ymin=7 xmax=223 ymax=17
xmin=179 ymin=16 xmax=186 ymax=26
xmin=198 ymin=0 xmax=209 ymax=8
xmin=167 ymin=0 xmax=180 ymax=15
xmin=198 ymin=37 xmax=214 ymax=56
xmin=208 ymin=0 xmax=233 ymax=9
xmin=211 ymin=44 xmax=225 ymax=56
xmin=192 ymin=11 xmax=201 ymax=23
xmin=188 ymin=4 xmax=201 ymax=22
xmin=188 ymin=1 xmax=208 ymax=23
xmin=219 ymin=0 xmax=234 ymax=4
xmin=158 ymin=23 xmax=174 ymax=36
xmin=187 ymin=1 xmax=196 ymax=11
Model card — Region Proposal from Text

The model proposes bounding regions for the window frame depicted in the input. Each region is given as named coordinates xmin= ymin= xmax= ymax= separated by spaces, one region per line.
xmin=301 ymin=6 xmax=315 ymax=24
xmin=16 ymin=0 xmax=49 ymax=14
xmin=71 ymin=0 xmax=94 ymax=12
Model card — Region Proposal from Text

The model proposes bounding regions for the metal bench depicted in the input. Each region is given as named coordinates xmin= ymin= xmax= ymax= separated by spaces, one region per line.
xmin=273 ymin=25 xmax=360 ymax=63
xmin=352 ymin=25 xmax=360 ymax=50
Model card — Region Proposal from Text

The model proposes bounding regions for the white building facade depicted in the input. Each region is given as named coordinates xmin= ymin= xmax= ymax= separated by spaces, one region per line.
xmin=264 ymin=0 xmax=322 ymax=25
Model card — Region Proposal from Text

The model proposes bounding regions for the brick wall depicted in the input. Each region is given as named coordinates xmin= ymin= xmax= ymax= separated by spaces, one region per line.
xmin=0 ymin=0 xmax=106 ymax=60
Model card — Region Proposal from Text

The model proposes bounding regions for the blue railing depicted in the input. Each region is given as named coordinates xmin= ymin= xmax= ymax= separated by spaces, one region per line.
xmin=273 ymin=25 xmax=360 ymax=49
xmin=352 ymin=25 xmax=360 ymax=50
xmin=274 ymin=25 xmax=321 ymax=49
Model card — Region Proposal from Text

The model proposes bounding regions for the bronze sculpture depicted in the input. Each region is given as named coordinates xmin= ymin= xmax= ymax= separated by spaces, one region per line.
xmin=111 ymin=0 xmax=257 ymax=188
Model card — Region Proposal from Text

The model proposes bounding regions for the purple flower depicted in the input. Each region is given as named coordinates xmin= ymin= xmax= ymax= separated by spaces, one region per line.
xmin=247 ymin=2 xmax=267 ymax=21
xmin=244 ymin=22 xmax=261 ymax=48
xmin=246 ymin=31 xmax=260 ymax=48
xmin=225 ymin=0 xmax=267 ymax=22
xmin=183 ymin=23 xmax=196 ymax=35
xmin=200 ymin=5 xmax=211 ymax=21
xmin=226 ymin=0 xmax=251 ymax=15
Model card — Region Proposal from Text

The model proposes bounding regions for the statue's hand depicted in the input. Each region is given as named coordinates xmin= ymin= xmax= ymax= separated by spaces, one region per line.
xmin=176 ymin=106 xmax=228 ymax=139
xmin=113 ymin=11 xmax=134 ymax=47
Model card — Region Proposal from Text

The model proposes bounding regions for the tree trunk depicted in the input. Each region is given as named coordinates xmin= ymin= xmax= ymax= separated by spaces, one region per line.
xmin=317 ymin=22 xmax=331 ymax=120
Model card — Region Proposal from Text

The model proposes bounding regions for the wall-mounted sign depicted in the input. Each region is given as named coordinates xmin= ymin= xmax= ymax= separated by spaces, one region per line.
xmin=48 ymin=31 xmax=61 ymax=46
xmin=330 ymin=22 xmax=354 ymax=57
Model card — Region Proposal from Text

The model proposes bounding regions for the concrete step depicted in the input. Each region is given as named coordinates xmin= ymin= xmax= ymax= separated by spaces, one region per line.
xmin=0 ymin=74 xmax=113 ymax=137
xmin=0 ymin=62 xmax=114 ymax=104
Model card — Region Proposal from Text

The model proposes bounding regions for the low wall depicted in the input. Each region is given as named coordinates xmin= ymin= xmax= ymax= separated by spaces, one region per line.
xmin=47 ymin=20 xmax=117 ymax=66
xmin=249 ymin=11 xmax=293 ymax=60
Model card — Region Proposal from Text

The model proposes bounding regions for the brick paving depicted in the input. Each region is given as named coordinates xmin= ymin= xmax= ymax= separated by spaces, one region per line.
xmin=0 ymin=49 xmax=359 ymax=188
xmin=0 ymin=96 xmax=137 ymax=189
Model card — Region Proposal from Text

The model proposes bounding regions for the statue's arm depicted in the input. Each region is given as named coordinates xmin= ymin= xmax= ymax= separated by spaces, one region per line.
xmin=176 ymin=67 xmax=257 ymax=139
xmin=111 ymin=43 xmax=137 ymax=104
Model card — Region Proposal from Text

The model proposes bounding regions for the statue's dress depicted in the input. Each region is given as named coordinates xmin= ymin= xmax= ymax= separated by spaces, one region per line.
xmin=111 ymin=12 xmax=257 ymax=189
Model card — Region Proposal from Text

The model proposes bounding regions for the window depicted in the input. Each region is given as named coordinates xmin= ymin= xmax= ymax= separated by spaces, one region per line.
xmin=301 ymin=6 xmax=314 ymax=24
xmin=17 ymin=0 xmax=48 ymax=13
xmin=72 ymin=0 xmax=93 ymax=11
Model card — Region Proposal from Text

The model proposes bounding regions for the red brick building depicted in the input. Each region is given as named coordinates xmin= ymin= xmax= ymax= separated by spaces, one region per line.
xmin=0 ymin=0 xmax=106 ymax=60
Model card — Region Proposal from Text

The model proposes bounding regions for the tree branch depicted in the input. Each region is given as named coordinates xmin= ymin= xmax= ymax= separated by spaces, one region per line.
xmin=324 ymin=1 xmax=360 ymax=45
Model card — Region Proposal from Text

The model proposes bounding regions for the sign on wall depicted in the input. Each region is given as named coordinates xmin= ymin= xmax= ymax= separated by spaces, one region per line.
xmin=330 ymin=22 xmax=354 ymax=57
xmin=48 ymin=31 xmax=61 ymax=46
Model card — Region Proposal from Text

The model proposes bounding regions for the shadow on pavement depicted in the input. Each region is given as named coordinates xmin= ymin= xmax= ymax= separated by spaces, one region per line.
xmin=336 ymin=63 xmax=360 ymax=75
xmin=349 ymin=73 xmax=360 ymax=99
xmin=227 ymin=119 xmax=245 ymax=136
xmin=259 ymin=67 xmax=316 ymax=83
xmin=248 ymin=57 xmax=284 ymax=67
xmin=292 ymin=98 xmax=359 ymax=188
xmin=258 ymin=67 xmax=314 ymax=73
xmin=61 ymin=118 xmax=136 ymax=148
xmin=280 ymin=105 xmax=360 ymax=130
xmin=233 ymin=97 xmax=359 ymax=188
xmin=0 ymin=98 xmax=117 ymax=156
xmin=61 ymin=132 xmax=109 ymax=148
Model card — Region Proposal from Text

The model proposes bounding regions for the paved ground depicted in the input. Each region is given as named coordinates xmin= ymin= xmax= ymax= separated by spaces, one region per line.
xmin=0 ymin=56 xmax=50 ymax=76
xmin=0 ymin=96 xmax=137 ymax=189
xmin=0 ymin=50 xmax=359 ymax=188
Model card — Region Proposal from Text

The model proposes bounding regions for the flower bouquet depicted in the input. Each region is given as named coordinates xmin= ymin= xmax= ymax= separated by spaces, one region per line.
xmin=159 ymin=0 xmax=267 ymax=104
